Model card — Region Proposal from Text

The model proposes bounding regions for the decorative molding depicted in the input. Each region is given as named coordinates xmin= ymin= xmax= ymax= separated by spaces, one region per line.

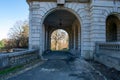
xmin=57 ymin=0 xmax=65 ymax=5
xmin=27 ymin=0 xmax=90 ymax=4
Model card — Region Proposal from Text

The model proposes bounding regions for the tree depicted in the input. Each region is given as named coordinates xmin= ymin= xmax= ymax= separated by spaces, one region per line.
xmin=51 ymin=29 xmax=68 ymax=50
xmin=19 ymin=21 xmax=29 ymax=48
xmin=8 ymin=20 xmax=29 ymax=48
xmin=0 ymin=40 xmax=5 ymax=49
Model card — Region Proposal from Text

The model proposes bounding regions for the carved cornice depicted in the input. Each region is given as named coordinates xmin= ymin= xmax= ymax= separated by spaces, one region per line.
xmin=26 ymin=0 xmax=90 ymax=4
xmin=27 ymin=0 xmax=56 ymax=3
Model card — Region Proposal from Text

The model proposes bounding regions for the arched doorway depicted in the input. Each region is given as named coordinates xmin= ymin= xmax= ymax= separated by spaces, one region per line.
xmin=51 ymin=29 xmax=69 ymax=51
xmin=42 ymin=9 xmax=81 ymax=54
xmin=106 ymin=14 xmax=120 ymax=42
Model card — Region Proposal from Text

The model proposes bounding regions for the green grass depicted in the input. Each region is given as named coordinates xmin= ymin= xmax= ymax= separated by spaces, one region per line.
xmin=0 ymin=65 xmax=22 ymax=75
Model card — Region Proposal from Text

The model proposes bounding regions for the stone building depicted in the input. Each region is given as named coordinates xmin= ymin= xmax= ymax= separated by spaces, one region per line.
xmin=27 ymin=0 xmax=120 ymax=59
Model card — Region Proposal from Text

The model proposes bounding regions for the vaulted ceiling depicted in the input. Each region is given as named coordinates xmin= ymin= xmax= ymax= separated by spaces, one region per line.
xmin=44 ymin=10 xmax=77 ymax=28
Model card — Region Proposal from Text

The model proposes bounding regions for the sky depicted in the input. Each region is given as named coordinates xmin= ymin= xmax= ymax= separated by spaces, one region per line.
xmin=0 ymin=0 xmax=29 ymax=40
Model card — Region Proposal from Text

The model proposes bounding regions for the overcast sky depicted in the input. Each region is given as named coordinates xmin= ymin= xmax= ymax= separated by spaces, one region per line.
xmin=0 ymin=0 xmax=29 ymax=40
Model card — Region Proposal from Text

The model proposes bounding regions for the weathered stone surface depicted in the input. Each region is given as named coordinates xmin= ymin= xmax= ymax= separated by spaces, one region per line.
xmin=94 ymin=42 xmax=120 ymax=71
xmin=28 ymin=0 xmax=120 ymax=60
xmin=7 ymin=58 xmax=105 ymax=80
xmin=0 ymin=54 xmax=9 ymax=69
xmin=27 ymin=0 xmax=90 ymax=3
xmin=0 ymin=50 xmax=39 ymax=69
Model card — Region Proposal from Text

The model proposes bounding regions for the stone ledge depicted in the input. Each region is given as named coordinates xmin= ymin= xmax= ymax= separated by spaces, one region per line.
xmin=0 ymin=54 xmax=9 ymax=69
xmin=0 ymin=59 xmax=43 ymax=80
xmin=0 ymin=49 xmax=39 ymax=70
xmin=8 ymin=49 xmax=38 ymax=57
xmin=94 ymin=53 xmax=120 ymax=71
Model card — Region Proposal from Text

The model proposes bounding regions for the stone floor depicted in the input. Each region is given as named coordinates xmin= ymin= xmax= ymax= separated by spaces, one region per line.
xmin=42 ymin=51 xmax=70 ymax=59
xmin=5 ymin=51 xmax=106 ymax=80
xmin=7 ymin=58 xmax=106 ymax=80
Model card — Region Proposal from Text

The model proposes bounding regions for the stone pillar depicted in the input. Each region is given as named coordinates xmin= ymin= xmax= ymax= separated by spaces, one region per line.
xmin=42 ymin=25 xmax=45 ymax=51
xmin=117 ymin=23 xmax=120 ymax=41
xmin=73 ymin=25 xmax=76 ymax=50
xmin=45 ymin=29 xmax=48 ymax=50
xmin=29 ymin=6 xmax=32 ymax=50
xmin=78 ymin=24 xmax=81 ymax=51
xmin=80 ymin=14 xmax=91 ymax=59
xmin=29 ymin=2 xmax=41 ymax=50
xmin=90 ymin=6 xmax=106 ymax=59
xmin=29 ymin=2 xmax=46 ymax=58
xmin=69 ymin=29 xmax=72 ymax=49
xmin=39 ymin=25 xmax=44 ymax=56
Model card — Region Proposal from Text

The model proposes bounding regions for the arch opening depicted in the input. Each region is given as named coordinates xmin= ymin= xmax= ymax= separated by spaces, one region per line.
xmin=106 ymin=15 xmax=120 ymax=42
xmin=51 ymin=29 xmax=69 ymax=51
xmin=42 ymin=9 xmax=81 ymax=54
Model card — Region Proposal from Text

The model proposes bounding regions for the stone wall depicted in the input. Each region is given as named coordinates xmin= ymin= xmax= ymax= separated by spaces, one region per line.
xmin=90 ymin=0 xmax=120 ymax=58
xmin=29 ymin=1 xmax=91 ymax=58
xmin=0 ymin=49 xmax=39 ymax=69
xmin=28 ymin=0 xmax=120 ymax=59
xmin=94 ymin=42 xmax=120 ymax=71
xmin=29 ymin=2 xmax=57 ymax=52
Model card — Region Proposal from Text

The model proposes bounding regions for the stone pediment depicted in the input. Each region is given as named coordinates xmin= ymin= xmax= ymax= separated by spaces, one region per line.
xmin=27 ymin=0 xmax=90 ymax=3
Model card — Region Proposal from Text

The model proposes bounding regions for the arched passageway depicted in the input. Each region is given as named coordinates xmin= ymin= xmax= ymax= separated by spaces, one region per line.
xmin=43 ymin=9 xmax=81 ymax=54
xmin=106 ymin=14 xmax=120 ymax=42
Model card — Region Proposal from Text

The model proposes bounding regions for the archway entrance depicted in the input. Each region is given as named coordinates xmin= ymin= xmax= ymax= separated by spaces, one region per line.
xmin=51 ymin=29 xmax=69 ymax=51
xmin=106 ymin=14 xmax=120 ymax=42
xmin=43 ymin=9 xmax=81 ymax=55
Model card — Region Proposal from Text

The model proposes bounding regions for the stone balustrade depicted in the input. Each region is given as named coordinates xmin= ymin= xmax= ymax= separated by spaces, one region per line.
xmin=0 ymin=49 xmax=39 ymax=69
xmin=96 ymin=42 xmax=120 ymax=53
xmin=94 ymin=42 xmax=120 ymax=71
xmin=13 ymin=48 xmax=27 ymax=52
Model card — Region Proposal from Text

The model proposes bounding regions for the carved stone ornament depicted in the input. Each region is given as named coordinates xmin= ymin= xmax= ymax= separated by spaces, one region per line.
xmin=57 ymin=0 xmax=65 ymax=5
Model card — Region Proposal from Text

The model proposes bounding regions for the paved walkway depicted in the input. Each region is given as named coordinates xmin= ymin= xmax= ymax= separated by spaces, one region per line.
xmin=42 ymin=51 xmax=70 ymax=59
xmin=7 ymin=52 xmax=106 ymax=80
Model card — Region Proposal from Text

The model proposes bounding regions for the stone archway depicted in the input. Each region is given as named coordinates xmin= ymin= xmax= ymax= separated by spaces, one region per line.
xmin=42 ymin=9 xmax=81 ymax=55
xmin=27 ymin=1 xmax=99 ymax=59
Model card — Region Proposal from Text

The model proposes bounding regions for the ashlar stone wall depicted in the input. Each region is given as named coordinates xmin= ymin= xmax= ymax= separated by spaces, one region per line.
xmin=28 ymin=0 xmax=120 ymax=59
